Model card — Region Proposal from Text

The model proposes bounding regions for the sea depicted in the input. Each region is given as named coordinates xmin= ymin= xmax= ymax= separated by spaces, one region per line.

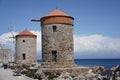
xmin=38 ymin=59 xmax=120 ymax=70
xmin=74 ymin=59 xmax=120 ymax=70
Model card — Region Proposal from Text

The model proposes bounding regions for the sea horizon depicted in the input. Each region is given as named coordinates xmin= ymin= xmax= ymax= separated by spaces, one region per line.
xmin=37 ymin=59 xmax=120 ymax=70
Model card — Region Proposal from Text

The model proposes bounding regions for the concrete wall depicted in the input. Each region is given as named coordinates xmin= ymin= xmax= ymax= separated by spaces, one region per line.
xmin=41 ymin=24 xmax=74 ymax=68
xmin=15 ymin=37 xmax=37 ymax=64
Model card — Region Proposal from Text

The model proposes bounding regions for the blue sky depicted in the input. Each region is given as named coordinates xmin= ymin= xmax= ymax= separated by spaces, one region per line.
xmin=0 ymin=0 xmax=120 ymax=59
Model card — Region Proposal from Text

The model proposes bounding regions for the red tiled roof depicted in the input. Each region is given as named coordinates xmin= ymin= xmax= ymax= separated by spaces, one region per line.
xmin=45 ymin=8 xmax=70 ymax=17
xmin=16 ymin=29 xmax=36 ymax=38
xmin=41 ymin=9 xmax=74 ymax=26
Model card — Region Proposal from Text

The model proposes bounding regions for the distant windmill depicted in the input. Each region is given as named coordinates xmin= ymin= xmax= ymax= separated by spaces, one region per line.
xmin=8 ymin=26 xmax=16 ymax=43
xmin=8 ymin=26 xmax=16 ymax=54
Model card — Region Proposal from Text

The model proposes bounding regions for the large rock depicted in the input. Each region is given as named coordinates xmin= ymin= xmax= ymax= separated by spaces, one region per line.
xmin=92 ymin=66 xmax=105 ymax=74
xmin=111 ymin=64 xmax=120 ymax=71
xmin=97 ymin=74 xmax=103 ymax=80
xmin=89 ymin=77 xmax=99 ymax=80
xmin=34 ymin=70 xmax=46 ymax=79
xmin=73 ymin=73 xmax=86 ymax=80
xmin=86 ymin=69 xmax=97 ymax=79
xmin=56 ymin=71 xmax=73 ymax=80
xmin=116 ymin=77 xmax=120 ymax=80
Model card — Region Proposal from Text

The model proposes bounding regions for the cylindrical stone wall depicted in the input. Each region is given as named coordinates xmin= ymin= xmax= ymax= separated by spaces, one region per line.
xmin=41 ymin=23 xmax=74 ymax=67
xmin=15 ymin=37 xmax=37 ymax=64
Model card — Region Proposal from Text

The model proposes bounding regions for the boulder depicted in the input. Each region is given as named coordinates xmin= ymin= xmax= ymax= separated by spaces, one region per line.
xmin=89 ymin=77 xmax=99 ymax=80
xmin=116 ymin=77 xmax=120 ymax=80
xmin=92 ymin=66 xmax=105 ymax=74
xmin=34 ymin=69 xmax=45 ymax=79
xmin=111 ymin=64 xmax=120 ymax=72
xmin=56 ymin=71 xmax=73 ymax=80
xmin=73 ymin=73 xmax=86 ymax=80
xmin=97 ymin=74 xmax=103 ymax=80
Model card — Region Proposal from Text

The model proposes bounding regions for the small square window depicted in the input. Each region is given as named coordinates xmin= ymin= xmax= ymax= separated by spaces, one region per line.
xmin=23 ymin=40 xmax=25 ymax=42
xmin=53 ymin=26 xmax=57 ymax=32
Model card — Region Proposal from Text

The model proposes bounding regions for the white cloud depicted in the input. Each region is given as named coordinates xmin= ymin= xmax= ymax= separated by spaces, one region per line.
xmin=0 ymin=31 xmax=120 ymax=58
xmin=0 ymin=32 xmax=18 ymax=52
xmin=31 ymin=30 xmax=41 ymax=52
xmin=0 ymin=32 xmax=17 ymax=43
xmin=74 ymin=35 xmax=120 ymax=53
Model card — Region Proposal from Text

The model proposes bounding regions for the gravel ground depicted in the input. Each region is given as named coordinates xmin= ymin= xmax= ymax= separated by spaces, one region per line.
xmin=0 ymin=68 xmax=35 ymax=80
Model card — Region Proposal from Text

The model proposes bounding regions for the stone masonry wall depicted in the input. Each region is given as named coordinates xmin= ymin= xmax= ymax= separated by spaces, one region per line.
xmin=41 ymin=24 xmax=74 ymax=68
xmin=15 ymin=37 xmax=37 ymax=64
xmin=0 ymin=49 xmax=12 ymax=63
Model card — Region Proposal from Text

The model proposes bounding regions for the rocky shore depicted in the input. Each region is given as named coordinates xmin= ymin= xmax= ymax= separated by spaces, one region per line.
xmin=7 ymin=64 xmax=120 ymax=80
xmin=33 ymin=65 xmax=120 ymax=80
xmin=5 ymin=63 xmax=120 ymax=80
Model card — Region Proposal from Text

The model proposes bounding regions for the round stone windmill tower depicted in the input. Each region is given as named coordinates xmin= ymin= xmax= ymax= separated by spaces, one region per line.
xmin=15 ymin=29 xmax=37 ymax=64
xmin=41 ymin=9 xmax=75 ymax=68
xmin=32 ymin=9 xmax=75 ymax=68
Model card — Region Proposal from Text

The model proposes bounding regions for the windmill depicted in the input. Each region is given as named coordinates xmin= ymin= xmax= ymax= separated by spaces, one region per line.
xmin=8 ymin=26 xmax=16 ymax=54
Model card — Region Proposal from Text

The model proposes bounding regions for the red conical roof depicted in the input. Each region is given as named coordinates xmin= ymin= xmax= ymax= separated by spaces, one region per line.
xmin=16 ymin=29 xmax=36 ymax=38
xmin=41 ymin=9 xmax=74 ymax=26
xmin=45 ymin=8 xmax=70 ymax=17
